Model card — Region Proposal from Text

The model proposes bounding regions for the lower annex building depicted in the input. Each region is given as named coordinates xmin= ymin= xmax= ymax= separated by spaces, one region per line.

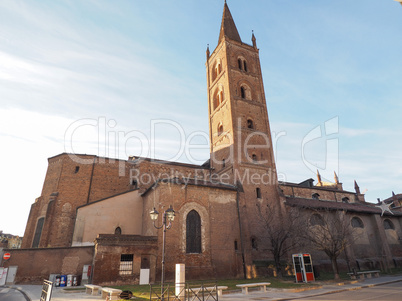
xmin=2 ymin=3 xmax=401 ymax=285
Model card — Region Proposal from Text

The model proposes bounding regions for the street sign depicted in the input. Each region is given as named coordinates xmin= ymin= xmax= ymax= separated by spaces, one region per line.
xmin=3 ymin=253 xmax=10 ymax=260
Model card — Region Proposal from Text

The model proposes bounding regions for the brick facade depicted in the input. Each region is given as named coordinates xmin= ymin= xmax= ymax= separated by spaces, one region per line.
xmin=10 ymin=2 xmax=402 ymax=285
xmin=1 ymin=246 xmax=93 ymax=284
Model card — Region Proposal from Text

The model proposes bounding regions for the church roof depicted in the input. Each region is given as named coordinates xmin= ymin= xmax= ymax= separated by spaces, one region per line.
xmin=218 ymin=2 xmax=242 ymax=44
xmin=285 ymin=197 xmax=402 ymax=216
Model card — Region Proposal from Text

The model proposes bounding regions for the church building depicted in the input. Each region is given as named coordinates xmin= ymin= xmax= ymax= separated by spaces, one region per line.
xmin=2 ymin=3 xmax=401 ymax=285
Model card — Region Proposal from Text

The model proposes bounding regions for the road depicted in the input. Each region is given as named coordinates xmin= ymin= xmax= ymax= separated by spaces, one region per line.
xmin=0 ymin=287 xmax=29 ymax=301
xmin=285 ymin=281 xmax=402 ymax=301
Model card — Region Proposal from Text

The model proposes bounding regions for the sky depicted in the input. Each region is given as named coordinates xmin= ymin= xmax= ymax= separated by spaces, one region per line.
xmin=0 ymin=0 xmax=401 ymax=237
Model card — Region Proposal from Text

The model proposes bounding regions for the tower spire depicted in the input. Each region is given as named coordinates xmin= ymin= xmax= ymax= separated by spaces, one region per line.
xmin=316 ymin=170 xmax=322 ymax=185
xmin=252 ymin=30 xmax=257 ymax=48
xmin=218 ymin=1 xmax=242 ymax=44
xmin=354 ymin=180 xmax=361 ymax=194
xmin=334 ymin=171 xmax=339 ymax=184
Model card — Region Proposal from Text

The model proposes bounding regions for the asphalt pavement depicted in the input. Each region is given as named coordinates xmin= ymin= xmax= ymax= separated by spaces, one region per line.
xmin=1 ymin=275 xmax=401 ymax=301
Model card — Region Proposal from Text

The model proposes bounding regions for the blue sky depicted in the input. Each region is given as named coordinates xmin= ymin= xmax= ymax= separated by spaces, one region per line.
xmin=1 ymin=0 xmax=401 ymax=236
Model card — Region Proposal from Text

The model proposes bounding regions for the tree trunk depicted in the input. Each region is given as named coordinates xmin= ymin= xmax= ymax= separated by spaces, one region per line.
xmin=274 ymin=254 xmax=282 ymax=277
xmin=331 ymin=257 xmax=340 ymax=280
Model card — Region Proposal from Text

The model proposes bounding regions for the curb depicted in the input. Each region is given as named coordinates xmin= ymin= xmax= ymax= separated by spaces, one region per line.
xmin=5 ymin=286 xmax=31 ymax=301
xmin=270 ymin=278 xmax=402 ymax=301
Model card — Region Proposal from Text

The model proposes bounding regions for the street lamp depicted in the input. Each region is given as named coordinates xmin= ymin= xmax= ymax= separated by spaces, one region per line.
xmin=150 ymin=205 xmax=175 ymax=300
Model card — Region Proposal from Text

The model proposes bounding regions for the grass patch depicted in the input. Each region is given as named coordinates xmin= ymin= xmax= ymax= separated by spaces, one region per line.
xmin=383 ymin=267 xmax=402 ymax=275
xmin=111 ymin=276 xmax=319 ymax=300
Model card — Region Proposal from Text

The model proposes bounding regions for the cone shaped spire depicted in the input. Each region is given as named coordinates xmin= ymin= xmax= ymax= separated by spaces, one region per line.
xmin=354 ymin=180 xmax=361 ymax=194
xmin=218 ymin=2 xmax=242 ymax=44
xmin=334 ymin=171 xmax=339 ymax=184
xmin=316 ymin=170 xmax=322 ymax=184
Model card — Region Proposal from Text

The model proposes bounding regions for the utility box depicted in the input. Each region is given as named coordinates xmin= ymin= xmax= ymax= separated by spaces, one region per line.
xmin=292 ymin=253 xmax=315 ymax=283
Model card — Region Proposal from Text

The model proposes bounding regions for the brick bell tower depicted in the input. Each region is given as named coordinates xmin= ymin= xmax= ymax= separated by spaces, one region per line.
xmin=206 ymin=2 xmax=281 ymax=273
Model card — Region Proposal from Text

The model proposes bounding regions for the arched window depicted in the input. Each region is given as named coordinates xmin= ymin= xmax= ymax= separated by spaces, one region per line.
xmin=252 ymin=154 xmax=257 ymax=162
xmin=74 ymin=166 xmax=80 ymax=173
xmin=222 ymin=159 xmax=225 ymax=168
xmin=32 ymin=217 xmax=45 ymax=248
xmin=240 ymin=86 xmax=246 ymax=99
xmin=217 ymin=123 xmax=223 ymax=136
xmin=237 ymin=58 xmax=248 ymax=72
xmin=342 ymin=197 xmax=349 ymax=203
xmin=312 ymin=193 xmax=320 ymax=200
xmin=213 ymin=88 xmax=224 ymax=110
xmin=247 ymin=119 xmax=254 ymax=129
xmin=251 ymin=237 xmax=258 ymax=250
xmin=351 ymin=217 xmax=364 ymax=228
xmin=218 ymin=90 xmax=223 ymax=104
xmin=212 ymin=61 xmax=222 ymax=81
xmin=256 ymin=187 xmax=261 ymax=199
xmin=186 ymin=210 xmax=202 ymax=253
xmin=115 ymin=227 xmax=122 ymax=235
xmin=234 ymin=240 xmax=238 ymax=251
xmin=384 ymin=219 xmax=395 ymax=230
xmin=310 ymin=214 xmax=324 ymax=226
xmin=215 ymin=63 xmax=222 ymax=77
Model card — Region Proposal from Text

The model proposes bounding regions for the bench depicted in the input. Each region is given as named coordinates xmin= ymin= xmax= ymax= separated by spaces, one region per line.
xmin=236 ymin=282 xmax=271 ymax=294
xmin=187 ymin=286 xmax=228 ymax=297
xmin=101 ymin=287 xmax=123 ymax=300
xmin=119 ymin=290 xmax=133 ymax=300
xmin=347 ymin=270 xmax=380 ymax=280
xmin=84 ymin=284 xmax=102 ymax=295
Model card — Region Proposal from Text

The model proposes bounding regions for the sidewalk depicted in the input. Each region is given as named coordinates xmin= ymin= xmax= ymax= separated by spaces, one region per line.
xmin=7 ymin=275 xmax=402 ymax=301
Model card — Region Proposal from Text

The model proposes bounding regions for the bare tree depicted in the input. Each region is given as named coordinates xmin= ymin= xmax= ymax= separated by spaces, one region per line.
xmin=256 ymin=203 xmax=302 ymax=277
xmin=303 ymin=210 xmax=356 ymax=280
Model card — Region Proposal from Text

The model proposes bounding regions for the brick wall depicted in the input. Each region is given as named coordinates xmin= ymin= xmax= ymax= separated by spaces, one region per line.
xmin=92 ymin=235 xmax=158 ymax=286
xmin=1 ymin=246 xmax=93 ymax=284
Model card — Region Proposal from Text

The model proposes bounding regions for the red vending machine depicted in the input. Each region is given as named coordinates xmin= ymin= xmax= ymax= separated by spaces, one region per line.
xmin=292 ymin=253 xmax=315 ymax=283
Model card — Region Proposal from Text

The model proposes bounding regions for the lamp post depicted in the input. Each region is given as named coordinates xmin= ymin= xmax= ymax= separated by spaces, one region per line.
xmin=150 ymin=205 xmax=175 ymax=301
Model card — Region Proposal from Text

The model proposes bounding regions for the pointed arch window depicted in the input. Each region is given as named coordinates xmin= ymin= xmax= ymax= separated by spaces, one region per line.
xmin=238 ymin=58 xmax=242 ymax=70
xmin=384 ymin=219 xmax=395 ymax=230
xmin=115 ymin=227 xmax=122 ymax=235
xmin=243 ymin=60 xmax=248 ymax=72
xmin=186 ymin=210 xmax=201 ymax=253
xmin=252 ymin=154 xmax=257 ymax=162
xmin=247 ymin=119 xmax=254 ymax=129
xmin=32 ymin=217 xmax=45 ymax=248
